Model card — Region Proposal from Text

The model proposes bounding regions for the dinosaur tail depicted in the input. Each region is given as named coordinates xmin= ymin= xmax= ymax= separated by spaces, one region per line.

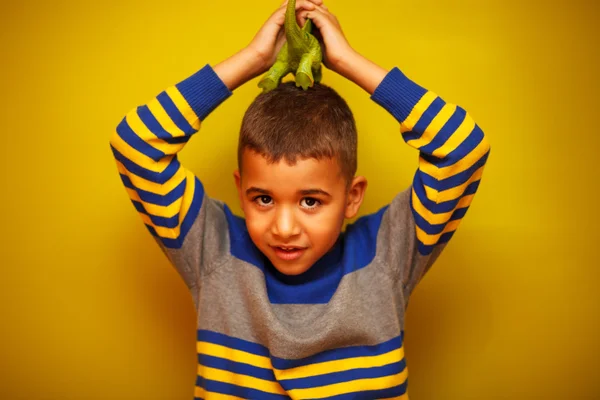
xmin=284 ymin=0 xmax=304 ymax=45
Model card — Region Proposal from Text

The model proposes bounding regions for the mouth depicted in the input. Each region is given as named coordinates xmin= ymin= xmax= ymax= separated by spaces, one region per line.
xmin=270 ymin=245 xmax=307 ymax=261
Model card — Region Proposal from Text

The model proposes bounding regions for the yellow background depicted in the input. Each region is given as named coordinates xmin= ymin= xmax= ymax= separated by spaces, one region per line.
xmin=2 ymin=0 xmax=598 ymax=398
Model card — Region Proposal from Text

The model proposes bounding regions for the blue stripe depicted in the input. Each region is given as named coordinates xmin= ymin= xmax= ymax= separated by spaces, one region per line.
xmin=132 ymin=200 xmax=179 ymax=228
xmin=227 ymin=203 xmax=388 ymax=305
xmin=412 ymin=174 xmax=481 ymax=217
xmin=197 ymin=330 xmax=270 ymax=357
xmin=280 ymin=359 xmax=406 ymax=390
xmin=157 ymin=91 xmax=196 ymax=135
xmin=402 ymin=96 xmax=445 ymax=142
xmin=134 ymin=105 xmax=192 ymax=143
xmin=140 ymin=177 xmax=203 ymax=247
xmin=195 ymin=376 xmax=289 ymax=400
xmin=343 ymin=205 xmax=387 ymax=273
xmin=116 ymin=117 xmax=165 ymax=162
xmin=418 ymin=230 xmax=455 ymax=256
xmin=271 ymin=334 xmax=403 ymax=370
xmin=137 ymin=105 xmax=174 ymax=139
xmin=265 ymin=208 xmax=386 ymax=304
xmin=120 ymin=173 xmax=186 ymax=206
xmin=175 ymin=64 xmax=233 ymax=121
xmin=163 ymin=135 xmax=190 ymax=144
xmin=418 ymin=149 xmax=489 ymax=192
xmin=198 ymin=354 xmax=276 ymax=381
xmin=421 ymin=124 xmax=485 ymax=168
xmin=158 ymin=177 xmax=204 ymax=249
xmin=324 ymin=380 xmax=408 ymax=400
xmin=412 ymin=205 xmax=470 ymax=236
xmin=370 ymin=67 xmax=428 ymax=123
xmin=110 ymin=145 xmax=180 ymax=185
xmin=145 ymin=223 xmax=159 ymax=238
xmin=410 ymin=186 xmax=457 ymax=255
xmin=419 ymin=106 xmax=467 ymax=154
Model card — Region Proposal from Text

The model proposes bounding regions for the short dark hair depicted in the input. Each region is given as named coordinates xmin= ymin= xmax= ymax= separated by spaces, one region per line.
xmin=238 ymin=81 xmax=357 ymax=184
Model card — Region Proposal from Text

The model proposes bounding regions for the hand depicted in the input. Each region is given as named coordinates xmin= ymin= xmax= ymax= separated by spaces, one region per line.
xmin=247 ymin=0 xmax=325 ymax=75
xmin=299 ymin=2 xmax=357 ymax=73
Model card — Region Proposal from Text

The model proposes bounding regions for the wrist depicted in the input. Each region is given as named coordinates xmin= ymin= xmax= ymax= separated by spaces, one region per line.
xmin=332 ymin=48 xmax=360 ymax=77
xmin=214 ymin=48 xmax=266 ymax=92
xmin=335 ymin=51 xmax=388 ymax=95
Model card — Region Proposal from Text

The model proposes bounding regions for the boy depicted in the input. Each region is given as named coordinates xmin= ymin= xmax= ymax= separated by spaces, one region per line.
xmin=109 ymin=0 xmax=490 ymax=398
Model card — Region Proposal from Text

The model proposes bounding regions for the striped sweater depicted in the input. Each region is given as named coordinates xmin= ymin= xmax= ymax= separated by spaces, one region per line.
xmin=110 ymin=64 xmax=490 ymax=399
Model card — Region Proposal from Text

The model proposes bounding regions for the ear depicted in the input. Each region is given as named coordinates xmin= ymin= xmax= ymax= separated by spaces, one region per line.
xmin=344 ymin=176 xmax=368 ymax=219
xmin=233 ymin=169 xmax=244 ymax=212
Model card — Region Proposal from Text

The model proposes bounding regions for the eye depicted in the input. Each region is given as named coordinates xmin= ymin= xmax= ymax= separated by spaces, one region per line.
xmin=300 ymin=197 xmax=321 ymax=210
xmin=254 ymin=195 xmax=273 ymax=207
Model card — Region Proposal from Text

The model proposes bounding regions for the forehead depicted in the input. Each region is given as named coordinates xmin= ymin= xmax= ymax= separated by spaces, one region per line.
xmin=240 ymin=150 xmax=344 ymax=190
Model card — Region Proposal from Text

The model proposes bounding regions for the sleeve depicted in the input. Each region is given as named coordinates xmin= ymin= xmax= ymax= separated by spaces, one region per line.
xmin=370 ymin=67 xmax=491 ymax=300
xmin=109 ymin=64 xmax=233 ymax=291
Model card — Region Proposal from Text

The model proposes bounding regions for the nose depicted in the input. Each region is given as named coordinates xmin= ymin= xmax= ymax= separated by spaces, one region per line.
xmin=271 ymin=206 xmax=301 ymax=239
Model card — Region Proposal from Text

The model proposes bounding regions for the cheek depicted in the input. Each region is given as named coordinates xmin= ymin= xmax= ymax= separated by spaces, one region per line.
xmin=307 ymin=206 xmax=345 ymax=239
xmin=244 ymin=210 xmax=270 ymax=241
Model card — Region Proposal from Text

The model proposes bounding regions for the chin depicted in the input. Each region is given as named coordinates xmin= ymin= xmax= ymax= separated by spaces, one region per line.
xmin=271 ymin=260 xmax=312 ymax=276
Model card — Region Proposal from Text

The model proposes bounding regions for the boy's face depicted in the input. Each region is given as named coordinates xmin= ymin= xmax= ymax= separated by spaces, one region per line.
xmin=234 ymin=149 xmax=366 ymax=276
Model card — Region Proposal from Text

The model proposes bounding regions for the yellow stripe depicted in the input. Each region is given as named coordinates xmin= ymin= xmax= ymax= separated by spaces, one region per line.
xmin=379 ymin=393 xmax=410 ymax=400
xmin=422 ymin=164 xmax=485 ymax=204
xmin=416 ymin=217 xmax=462 ymax=246
xmin=166 ymin=86 xmax=202 ymax=130
xmin=138 ymin=211 xmax=180 ymax=239
xmin=406 ymin=103 xmax=456 ymax=149
xmin=110 ymin=130 xmax=173 ymax=174
xmin=411 ymin=167 xmax=483 ymax=232
xmin=196 ymin=342 xmax=407 ymax=398
xmin=125 ymin=170 xmax=196 ymax=237
xmin=198 ymin=365 xmax=287 ymax=396
xmin=431 ymin=112 xmax=476 ymax=158
xmin=178 ymin=169 xmax=196 ymax=225
xmin=399 ymin=91 xmax=437 ymax=133
xmin=197 ymin=341 xmax=273 ymax=370
xmin=116 ymin=159 xmax=186 ymax=196
xmin=275 ymin=347 xmax=404 ymax=381
xmin=194 ymin=386 xmax=244 ymax=400
xmin=418 ymin=137 xmax=490 ymax=180
xmin=123 ymin=186 xmax=182 ymax=219
xmin=147 ymin=96 xmax=187 ymax=138
xmin=411 ymin=191 xmax=475 ymax=226
xmin=288 ymin=368 xmax=408 ymax=399
xmin=412 ymin=170 xmax=484 ymax=246
xmin=127 ymin=107 xmax=187 ymax=155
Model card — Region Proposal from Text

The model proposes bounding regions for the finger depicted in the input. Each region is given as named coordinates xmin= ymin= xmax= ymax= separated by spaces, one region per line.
xmin=290 ymin=0 xmax=323 ymax=5
xmin=303 ymin=8 xmax=332 ymax=30
xmin=279 ymin=0 xmax=317 ymax=10
xmin=313 ymin=4 xmax=331 ymax=14
xmin=273 ymin=0 xmax=315 ymax=24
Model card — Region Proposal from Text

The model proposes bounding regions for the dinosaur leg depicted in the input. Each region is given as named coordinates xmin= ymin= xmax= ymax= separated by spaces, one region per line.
xmin=302 ymin=19 xmax=312 ymax=33
xmin=313 ymin=64 xmax=322 ymax=84
xmin=258 ymin=60 xmax=291 ymax=93
xmin=258 ymin=42 xmax=291 ymax=93
xmin=295 ymin=53 xmax=315 ymax=90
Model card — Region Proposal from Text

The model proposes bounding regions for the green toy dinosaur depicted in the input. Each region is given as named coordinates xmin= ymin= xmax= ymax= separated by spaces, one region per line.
xmin=258 ymin=0 xmax=323 ymax=92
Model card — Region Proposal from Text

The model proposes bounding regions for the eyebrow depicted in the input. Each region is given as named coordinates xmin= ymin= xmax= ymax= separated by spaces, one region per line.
xmin=246 ymin=187 xmax=331 ymax=197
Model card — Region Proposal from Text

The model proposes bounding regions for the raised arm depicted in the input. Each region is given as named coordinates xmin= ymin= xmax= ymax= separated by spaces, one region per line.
xmin=305 ymin=4 xmax=490 ymax=298
xmin=109 ymin=1 xmax=322 ymax=289
xmin=368 ymin=63 xmax=491 ymax=256
xmin=109 ymin=64 xmax=233 ymax=249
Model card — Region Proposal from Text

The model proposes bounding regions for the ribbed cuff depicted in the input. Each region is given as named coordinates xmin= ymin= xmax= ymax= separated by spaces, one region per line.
xmin=175 ymin=64 xmax=233 ymax=121
xmin=370 ymin=67 xmax=428 ymax=123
